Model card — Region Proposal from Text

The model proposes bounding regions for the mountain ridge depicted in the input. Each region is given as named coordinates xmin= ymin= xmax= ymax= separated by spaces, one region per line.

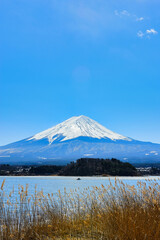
xmin=0 ymin=115 xmax=160 ymax=165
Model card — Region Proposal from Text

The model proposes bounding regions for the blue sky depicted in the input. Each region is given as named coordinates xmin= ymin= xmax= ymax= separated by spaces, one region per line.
xmin=0 ymin=0 xmax=160 ymax=145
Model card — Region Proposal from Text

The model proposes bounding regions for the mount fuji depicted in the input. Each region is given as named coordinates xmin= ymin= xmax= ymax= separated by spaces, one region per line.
xmin=0 ymin=115 xmax=160 ymax=165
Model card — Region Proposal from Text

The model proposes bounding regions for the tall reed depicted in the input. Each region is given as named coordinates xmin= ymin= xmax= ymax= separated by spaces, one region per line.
xmin=0 ymin=178 xmax=160 ymax=240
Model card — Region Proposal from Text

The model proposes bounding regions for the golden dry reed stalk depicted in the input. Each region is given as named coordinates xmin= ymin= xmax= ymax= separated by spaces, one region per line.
xmin=0 ymin=178 xmax=160 ymax=239
xmin=0 ymin=180 xmax=5 ymax=191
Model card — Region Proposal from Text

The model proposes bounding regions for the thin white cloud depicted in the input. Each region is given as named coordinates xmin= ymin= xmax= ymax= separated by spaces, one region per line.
xmin=136 ymin=17 xmax=144 ymax=21
xmin=137 ymin=28 xmax=158 ymax=39
xmin=115 ymin=10 xmax=144 ymax=22
xmin=146 ymin=29 xmax=158 ymax=34
xmin=137 ymin=31 xmax=144 ymax=38
xmin=115 ymin=9 xmax=158 ymax=39
xmin=114 ymin=10 xmax=130 ymax=17
xmin=120 ymin=10 xmax=130 ymax=17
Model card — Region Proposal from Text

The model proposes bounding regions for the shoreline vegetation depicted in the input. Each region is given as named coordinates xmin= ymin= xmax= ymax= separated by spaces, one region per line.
xmin=0 ymin=158 xmax=142 ymax=177
xmin=1 ymin=158 xmax=160 ymax=177
xmin=1 ymin=178 xmax=160 ymax=239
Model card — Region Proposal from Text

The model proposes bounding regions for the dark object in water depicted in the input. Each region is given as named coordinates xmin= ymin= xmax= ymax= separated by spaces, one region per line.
xmin=77 ymin=178 xmax=81 ymax=180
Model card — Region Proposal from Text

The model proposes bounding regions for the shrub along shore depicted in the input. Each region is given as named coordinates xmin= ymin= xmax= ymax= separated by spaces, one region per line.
xmin=0 ymin=158 xmax=138 ymax=176
xmin=1 ymin=178 xmax=160 ymax=239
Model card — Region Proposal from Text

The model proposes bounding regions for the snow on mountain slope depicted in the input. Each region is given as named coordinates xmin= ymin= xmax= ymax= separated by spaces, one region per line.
xmin=28 ymin=115 xmax=131 ymax=143
xmin=0 ymin=115 xmax=160 ymax=164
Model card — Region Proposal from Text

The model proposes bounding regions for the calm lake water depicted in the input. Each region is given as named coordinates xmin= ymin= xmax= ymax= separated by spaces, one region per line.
xmin=0 ymin=176 xmax=160 ymax=198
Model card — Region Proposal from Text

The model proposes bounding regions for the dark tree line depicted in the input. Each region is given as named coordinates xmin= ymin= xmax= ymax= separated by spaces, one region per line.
xmin=0 ymin=158 xmax=138 ymax=176
xmin=59 ymin=158 xmax=137 ymax=176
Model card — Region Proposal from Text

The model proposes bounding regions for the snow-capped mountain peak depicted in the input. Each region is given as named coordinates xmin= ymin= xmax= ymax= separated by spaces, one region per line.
xmin=1 ymin=115 xmax=160 ymax=165
xmin=28 ymin=115 xmax=131 ymax=143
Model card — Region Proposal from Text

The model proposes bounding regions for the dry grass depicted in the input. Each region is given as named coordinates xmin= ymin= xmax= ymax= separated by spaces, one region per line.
xmin=1 ymin=178 xmax=160 ymax=240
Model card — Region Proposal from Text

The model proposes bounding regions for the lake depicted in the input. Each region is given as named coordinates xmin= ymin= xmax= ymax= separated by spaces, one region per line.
xmin=0 ymin=176 xmax=160 ymax=198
